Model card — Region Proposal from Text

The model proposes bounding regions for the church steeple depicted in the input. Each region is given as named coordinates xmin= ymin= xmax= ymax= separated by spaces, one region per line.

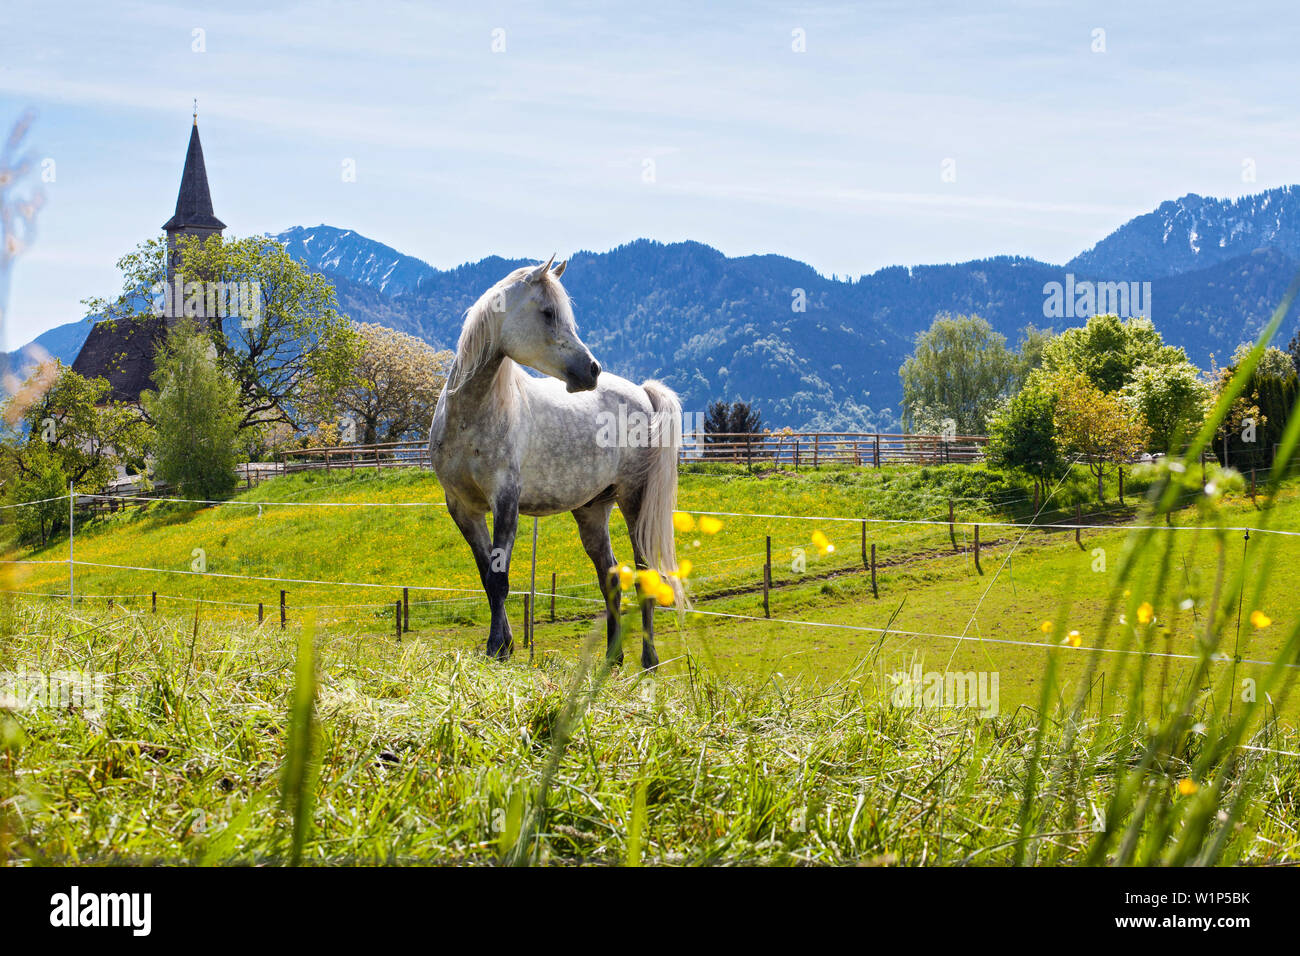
xmin=162 ymin=119 xmax=225 ymax=234
xmin=70 ymin=112 xmax=228 ymax=403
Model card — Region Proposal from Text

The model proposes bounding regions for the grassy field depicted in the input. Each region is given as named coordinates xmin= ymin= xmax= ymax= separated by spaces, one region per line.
xmin=3 ymin=461 xmax=1298 ymax=716
xmin=3 ymin=460 xmax=1300 ymax=864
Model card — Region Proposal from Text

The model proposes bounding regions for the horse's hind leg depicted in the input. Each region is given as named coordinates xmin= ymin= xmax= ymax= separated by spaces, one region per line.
xmin=572 ymin=500 xmax=623 ymax=666
xmin=616 ymin=493 xmax=660 ymax=671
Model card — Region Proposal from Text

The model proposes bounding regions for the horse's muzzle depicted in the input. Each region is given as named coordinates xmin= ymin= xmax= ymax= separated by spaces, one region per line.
xmin=565 ymin=358 xmax=601 ymax=393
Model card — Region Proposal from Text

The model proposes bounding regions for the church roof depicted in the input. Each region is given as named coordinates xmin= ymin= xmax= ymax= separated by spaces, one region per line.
xmin=161 ymin=121 xmax=226 ymax=232
xmin=69 ymin=316 xmax=170 ymax=404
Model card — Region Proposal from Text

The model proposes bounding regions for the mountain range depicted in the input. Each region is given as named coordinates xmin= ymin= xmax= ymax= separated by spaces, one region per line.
xmin=14 ymin=184 xmax=1300 ymax=430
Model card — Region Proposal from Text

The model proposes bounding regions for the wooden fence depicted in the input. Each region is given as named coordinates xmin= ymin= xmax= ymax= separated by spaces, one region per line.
xmin=680 ymin=432 xmax=989 ymax=467
xmin=277 ymin=440 xmax=431 ymax=474
xmin=271 ymin=433 xmax=989 ymax=472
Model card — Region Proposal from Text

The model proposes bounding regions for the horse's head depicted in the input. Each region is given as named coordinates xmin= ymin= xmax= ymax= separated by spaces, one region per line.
xmin=495 ymin=255 xmax=600 ymax=393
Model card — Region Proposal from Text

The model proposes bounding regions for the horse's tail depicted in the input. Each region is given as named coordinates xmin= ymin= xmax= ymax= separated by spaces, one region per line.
xmin=638 ymin=379 xmax=685 ymax=613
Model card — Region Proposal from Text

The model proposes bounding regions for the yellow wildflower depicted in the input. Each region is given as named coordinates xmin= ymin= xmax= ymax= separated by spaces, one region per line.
xmin=699 ymin=516 xmax=723 ymax=535
xmin=1178 ymin=779 xmax=1199 ymax=796
xmin=1137 ymin=602 xmax=1154 ymax=624
xmin=1250 ymin=610 xmax=1272 ymax=629
xmin=672 ymin=511 xmax=695 ymax=533
xmin=636 ymin=569 xmax=662 ymax=591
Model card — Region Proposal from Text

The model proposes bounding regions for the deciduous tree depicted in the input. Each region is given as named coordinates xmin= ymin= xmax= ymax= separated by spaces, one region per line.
xmin=142 ymin=320 xmax=244 ymax=499
xmin=84 ymin=235 xmax=360 ymax=432
xmin=899 ymin=314 xmax=1018 ymax=434
xmin=1049 ymin=372 xmax=1149 ymax=501
xmin=317 ymin=322 xmax=452 ymax=444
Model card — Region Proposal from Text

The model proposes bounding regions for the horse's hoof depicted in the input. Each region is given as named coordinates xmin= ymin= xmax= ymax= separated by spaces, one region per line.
xmin=606 ymin=652 xmax=625 ymax=669
xmin=641 ymin=651 xmax=659 ymax=671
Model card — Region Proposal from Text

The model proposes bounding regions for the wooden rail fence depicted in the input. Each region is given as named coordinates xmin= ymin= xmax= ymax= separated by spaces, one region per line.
xmin=271 ymin=432 xmax=990 ymax=473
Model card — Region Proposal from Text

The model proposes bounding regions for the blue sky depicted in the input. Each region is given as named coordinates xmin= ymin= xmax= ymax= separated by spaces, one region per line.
xmin=3 ymin=0 xmax=1299 ymax=347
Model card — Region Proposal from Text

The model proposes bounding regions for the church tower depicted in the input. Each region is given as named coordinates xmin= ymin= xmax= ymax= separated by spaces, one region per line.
xmin=161 ymin=113 xmax=226 ymax=295
xmin=71 ymin=113 xmax=226 ymax=402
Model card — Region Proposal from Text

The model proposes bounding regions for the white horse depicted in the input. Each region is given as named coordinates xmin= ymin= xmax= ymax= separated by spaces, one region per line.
xmin=429 ymin=256 xmax=682 ymax=668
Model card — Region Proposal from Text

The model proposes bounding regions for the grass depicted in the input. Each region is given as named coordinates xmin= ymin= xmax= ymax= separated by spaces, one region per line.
xmin=3 ymin=599 xmax=1299 ymax=865
xmin=3 ymin=460 xmax=1298 ymax=718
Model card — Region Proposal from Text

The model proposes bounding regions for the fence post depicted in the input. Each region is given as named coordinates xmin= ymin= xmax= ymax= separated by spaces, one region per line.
xmin=280 ymin=590 xmax=287 ymax=629
xmin=763 ymin=535 xmax=772 ymax=619
xmin=1118 ymin=467 xmax=1124 ymax=505
xmin=871 ymin=543 xmax=878 ymax=598
xmin=152 ymin=591 xmax=157 ymax=613
xmin=948 ymin=499 xmax=957 ymax=551
xmin=550 ymin=572 xmax=557 ymax=622
xmin=973 ymin=524 xmax=982 ymax=575
xmin=396 ymin=599 xmax=402 ymax=641
xmin=523 ymin=594 xmax=532 ymax=649
xmin=258 ymin=602 xmax=264 ymax=625
xmin=1075 ymin=504 xmax=1083 ymax=548
xmin=874 ymin=433 xmax=881 ymax=468
xmin=68 ymin=480 xmax=74 ymax=611
xmin=861 ymin=520 xmax=867 ymax=570
xmin=403 ymin=586 xmax=410 ymax=633
xmin=813 ymin=434 xmax=820 ymax=468
xmin=794 ymin=441 xmax=799 ymax=472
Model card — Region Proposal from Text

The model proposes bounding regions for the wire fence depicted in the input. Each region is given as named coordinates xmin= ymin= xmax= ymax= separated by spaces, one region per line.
xmin=0 ymin=470 xmax=1292 ymax=676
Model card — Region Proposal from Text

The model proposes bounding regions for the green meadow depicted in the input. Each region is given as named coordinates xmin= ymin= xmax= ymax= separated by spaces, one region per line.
xmin=3 ymin=461 xmax=1300 ymax=864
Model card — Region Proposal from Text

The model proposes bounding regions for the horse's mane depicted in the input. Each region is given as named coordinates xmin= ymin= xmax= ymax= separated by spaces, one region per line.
xmin=446 ymin=266 xmax=569 ymax=412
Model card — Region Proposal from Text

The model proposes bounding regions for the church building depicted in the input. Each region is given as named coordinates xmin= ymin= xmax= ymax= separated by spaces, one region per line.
xmin=71 ymin=114 xmax=226 ymax=403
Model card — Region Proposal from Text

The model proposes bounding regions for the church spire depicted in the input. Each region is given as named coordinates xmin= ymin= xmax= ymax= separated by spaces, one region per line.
xmin=162 ymin=118 xmax=225 ymax=233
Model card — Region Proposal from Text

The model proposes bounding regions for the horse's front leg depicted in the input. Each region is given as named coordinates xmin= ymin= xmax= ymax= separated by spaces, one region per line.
xmin=485 ymin=486 xmax=520 ymax=661
xmin=446 ymin=498 xmax=506 ymax=656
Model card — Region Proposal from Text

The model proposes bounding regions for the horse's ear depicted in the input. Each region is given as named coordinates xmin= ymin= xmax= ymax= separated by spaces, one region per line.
xmin=527 ymin=254 xmax=556 ymax=283
xmin=552 ymin=259 xmax=567 ymax=279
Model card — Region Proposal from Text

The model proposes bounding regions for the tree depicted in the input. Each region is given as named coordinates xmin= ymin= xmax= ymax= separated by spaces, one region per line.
xmin=1209 ymin=344 xmax=1299 ymax=470
xmin=0 ymin=361 xmax=150 ymax=494
xmin=1014 ymin=324 xmax=1053 ymax=392
xmin=84 ymin=235 xmax=360 ymax=433
xmin=985 ymin=385 xmax=1065 ymax=501
xmin=9 ymin=441 xmax=68 ymax=545
xmin=704 ymin=400 xmax=762 ymax=458
xmin=704 ymin=400 xmax=761 ymax=436
xmin=1119 ymin=361 xmax=1210 ymax=455
xmin=1039 ymin=313 xmax=1186 ymax=393
xmin=314 ymin=322 xmax=452 ymax=444
xmin=142 ymin=320 xmax=244 ymax=499
xmin=1050 ymin=372 xmax=1149 ymax=501
xmin=899 ymin=314 xmax=1018 ymax=435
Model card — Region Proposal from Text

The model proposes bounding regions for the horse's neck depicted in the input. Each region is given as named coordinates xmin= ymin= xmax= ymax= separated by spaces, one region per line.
xmin=443 ymin=349 xmax=517 ymax=425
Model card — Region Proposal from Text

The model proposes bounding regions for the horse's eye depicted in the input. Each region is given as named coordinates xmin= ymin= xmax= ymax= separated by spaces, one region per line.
xmin=541 ymin=306 xmax=556 ymax=324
